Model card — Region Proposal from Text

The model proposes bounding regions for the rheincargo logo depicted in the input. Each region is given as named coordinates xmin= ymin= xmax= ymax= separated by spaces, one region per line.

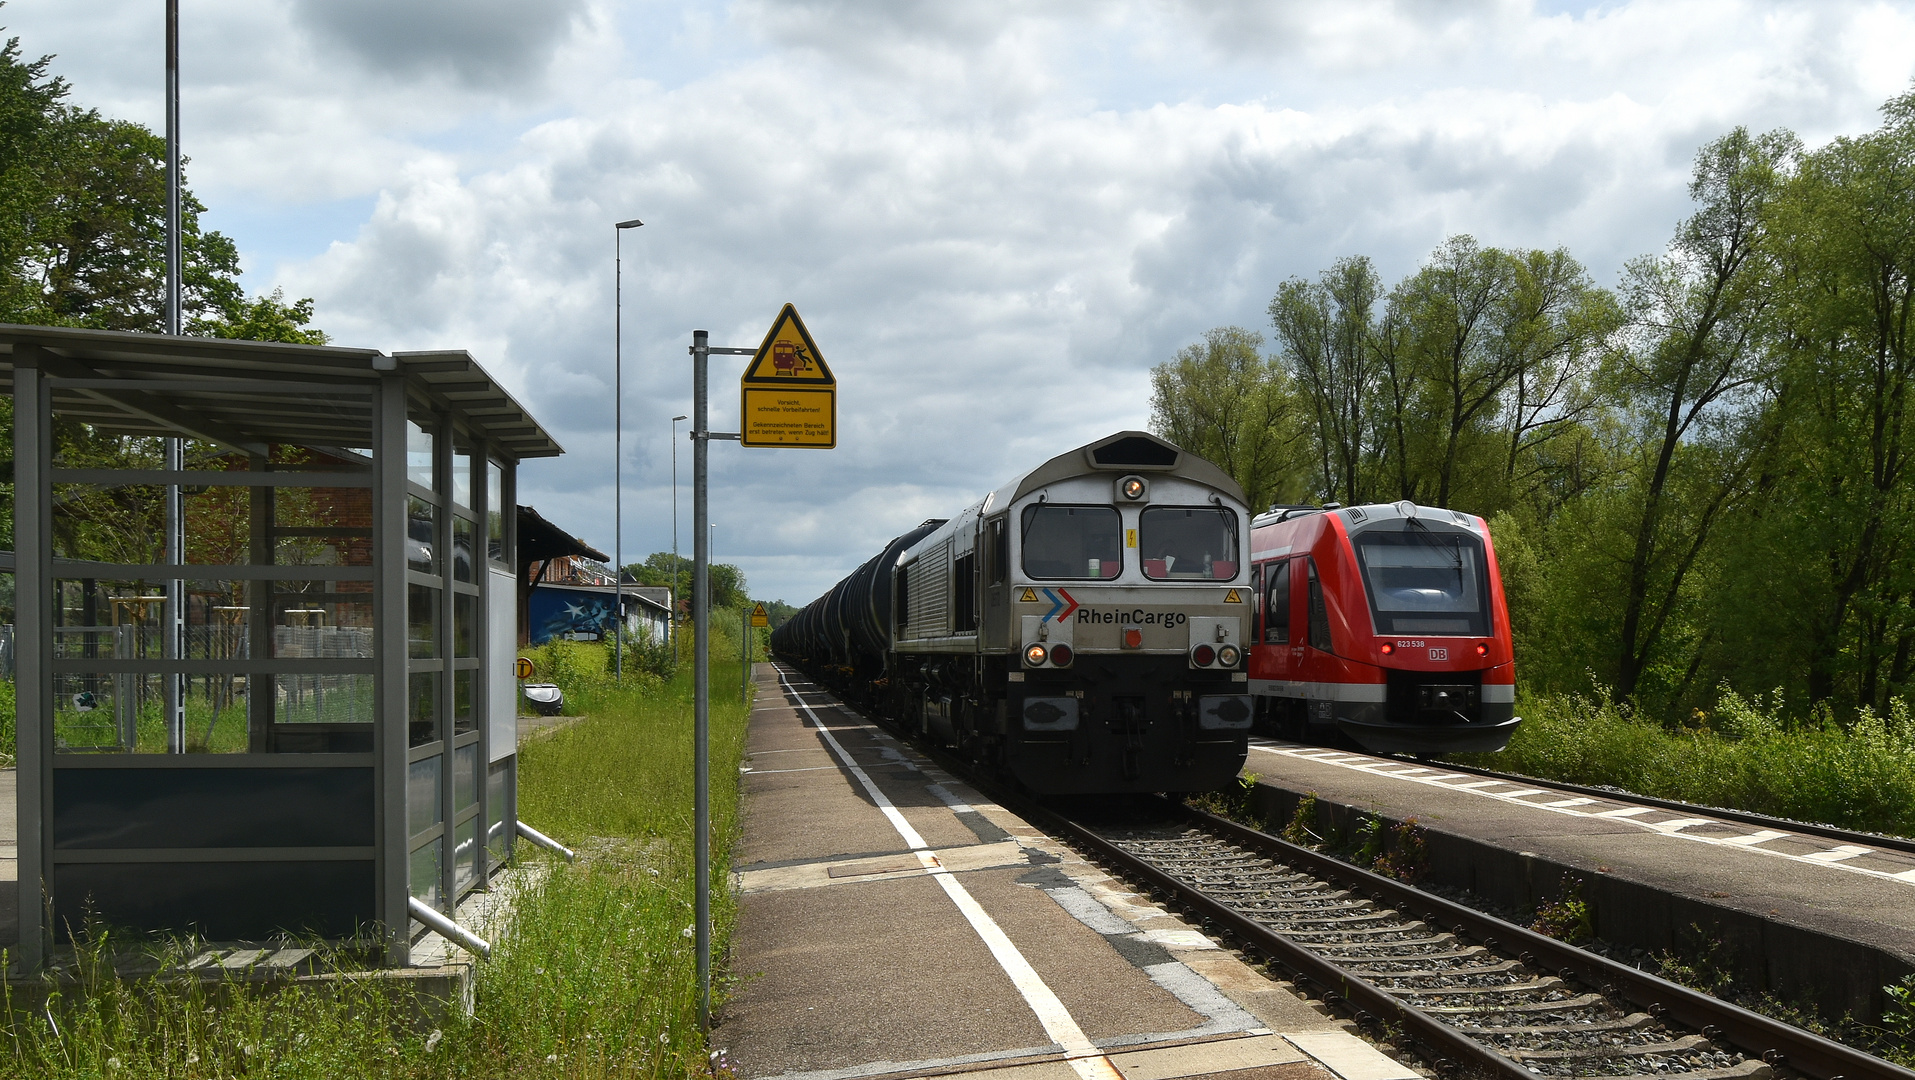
xmin=1076 ymin=609 xmax=1189 ymax=627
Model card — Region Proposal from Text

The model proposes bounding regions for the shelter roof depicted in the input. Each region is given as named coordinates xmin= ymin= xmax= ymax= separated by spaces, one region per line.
xmin=0 ymin=324 xmax=562 ymax=460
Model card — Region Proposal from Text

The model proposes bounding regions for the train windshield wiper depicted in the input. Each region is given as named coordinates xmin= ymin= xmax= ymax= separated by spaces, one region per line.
xmin=1404 ymin=516 xmax=1462 ymax=572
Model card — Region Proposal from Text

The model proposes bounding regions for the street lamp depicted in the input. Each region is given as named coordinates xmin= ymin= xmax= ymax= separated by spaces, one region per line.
xmin=672 ymin=413 xmax=688 ymax=654
xmin=614 ymin=217 xmax=643 ymax=682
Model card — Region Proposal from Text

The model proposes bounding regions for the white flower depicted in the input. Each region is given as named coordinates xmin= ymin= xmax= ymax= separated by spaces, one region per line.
xmin=425 ymin=1030 xmax=443 ymax=1052
xmin=681 ymin=924 xmax=695 ymax=939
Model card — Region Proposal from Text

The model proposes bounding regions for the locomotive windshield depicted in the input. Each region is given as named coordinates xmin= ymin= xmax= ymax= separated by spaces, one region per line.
xmin=1021 ymin=505 xmax=1122 ymax=579
xmin=1140 ymin=506 xmax=1240 ymax=580
xmin=1352 ymin=527 xmax=1491 ymax=635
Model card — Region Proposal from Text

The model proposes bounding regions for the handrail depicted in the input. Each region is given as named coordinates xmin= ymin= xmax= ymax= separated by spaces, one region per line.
xmin=407 ymin=896 xmax=491 ymax=959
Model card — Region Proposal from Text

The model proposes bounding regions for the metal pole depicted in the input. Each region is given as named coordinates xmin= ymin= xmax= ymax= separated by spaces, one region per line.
xmin=691 ymin=329 xmax=711 ymax=1030
xmin=612 ymin=219 xmax=642 ymax=679
xmin=742 ymin=605 xmax=748 ymax=700
xmin=163 ymin=0 xmax=184 ymax=753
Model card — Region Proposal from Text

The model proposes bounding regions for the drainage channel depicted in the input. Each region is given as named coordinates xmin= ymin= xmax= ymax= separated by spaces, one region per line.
xmin=1023 ymin=802 xmax=1915 ymax=1080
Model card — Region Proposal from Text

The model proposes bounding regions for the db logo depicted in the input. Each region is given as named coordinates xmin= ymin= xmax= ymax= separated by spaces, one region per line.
xmin=1427 ymin=648 xmax=1449 ymax=661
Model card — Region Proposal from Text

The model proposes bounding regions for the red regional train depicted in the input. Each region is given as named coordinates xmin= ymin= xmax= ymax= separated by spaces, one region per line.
xmin=1247 ymin=500 xmax=1519 ymax=756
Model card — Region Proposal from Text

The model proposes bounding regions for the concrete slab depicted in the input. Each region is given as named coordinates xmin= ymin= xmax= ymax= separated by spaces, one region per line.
xmin=1245 ymin=739 xmax=1915 ymax=1020
xmin=723 ymin=667 xmax=1356 ymax=1080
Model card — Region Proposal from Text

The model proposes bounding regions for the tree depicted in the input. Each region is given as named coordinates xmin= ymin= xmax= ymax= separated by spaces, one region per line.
xmin=1148 ymin=326 xmax=1310 ymax=512
xmin=1608 ymin=127 xmax=1796 ymax=702
xmin=1269 ymin=256 xmax=1383 ymax=505
xmin=626 ymin=552 xmax=749 ymax=612
xmin=193 ymin=287 xmax=329 ymax=344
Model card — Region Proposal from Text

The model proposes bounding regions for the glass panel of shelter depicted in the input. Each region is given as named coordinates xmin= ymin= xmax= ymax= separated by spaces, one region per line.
xmin=403 ymin=412 xmax=492 ymax=912
xmin=46 ymin=427 xmax=378 ymax=754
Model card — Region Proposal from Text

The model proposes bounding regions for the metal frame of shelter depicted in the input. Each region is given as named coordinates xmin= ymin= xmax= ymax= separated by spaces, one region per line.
xmin=0 ymin=324 xmax=563 ymax=969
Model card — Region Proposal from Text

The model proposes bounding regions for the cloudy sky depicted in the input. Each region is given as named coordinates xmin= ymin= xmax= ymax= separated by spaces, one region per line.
xmin=6 ymin=0 xmax=1914 ymax=605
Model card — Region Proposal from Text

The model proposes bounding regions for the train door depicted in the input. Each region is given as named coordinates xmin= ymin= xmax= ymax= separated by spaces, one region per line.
xmin=980 ymin=515 xmax=1010 ymax=650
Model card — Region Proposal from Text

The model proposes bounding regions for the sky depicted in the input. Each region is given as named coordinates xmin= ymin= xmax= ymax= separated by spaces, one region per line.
xmin=5 ymin=0 xmax=1914 ymax=607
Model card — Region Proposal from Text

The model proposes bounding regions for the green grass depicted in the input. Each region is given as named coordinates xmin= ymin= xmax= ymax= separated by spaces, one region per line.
xmin=1452 ymin=687 xmax=1915 ymax=839
xmin=2 ymin=644 xmax=755 ymax=1078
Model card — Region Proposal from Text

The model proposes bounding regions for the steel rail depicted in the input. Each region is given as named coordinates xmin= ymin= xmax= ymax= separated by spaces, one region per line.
xmin=1184 ymin=802 xmax=1915 ymax=1080
xmin=1017 ymin=799 xmax=1531 ymax=1080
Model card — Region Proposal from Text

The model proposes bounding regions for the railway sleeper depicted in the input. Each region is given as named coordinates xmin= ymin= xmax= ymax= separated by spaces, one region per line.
xmin=1419 ymin=991 xmax=1607 ymax=1015
xmin=1510 ymin=1033 xmax=1712 ymax=1062
xmin=1220 ymin=896 xmax=1368 ymax=913
xmin=1463 ymin=1012 xmax=1658 ymax=1037
xmin=1603 ymin=1062 xmax=1773 ymax=1080
xmin=1252 ymin=916 xmax=1427 ymax=935
xmin=1306 ymin=933 xmax=1456 ymax=950
xmin=1352 ymin=959 xmax=1524 ymax=980
xmin=1394 ymin=976 xmax=1567 ymax=998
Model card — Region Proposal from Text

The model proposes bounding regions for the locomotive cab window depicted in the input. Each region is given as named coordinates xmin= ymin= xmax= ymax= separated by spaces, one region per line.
xmin=986 ymin=517 xmax=1008 ymax=586
xmin=1139 ymin=506 xmax=1239 ymax=580
xmin=1020 ymin=505 xmax=1122 ymax=580
xmin=1264 ymin=561 xmax=1290 ymax=643
xmin=1352 ymin=527 xmax=1490 ymax=636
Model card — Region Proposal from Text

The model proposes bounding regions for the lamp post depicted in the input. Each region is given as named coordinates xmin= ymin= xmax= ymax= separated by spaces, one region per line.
xmin=671 ymin=413 xmax=688 ymax=655
xmin=613 ymin=217 xmax=643 ymax=681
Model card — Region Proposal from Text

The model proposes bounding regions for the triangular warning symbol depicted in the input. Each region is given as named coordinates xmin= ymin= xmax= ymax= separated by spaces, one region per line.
xmin=1224 ymin=589 xmax=1243 ymax=603
xmin=1020 ymin=588 xmax=1039 ymax=603
xmin=752 ymin=602 xmax=767 ymax=617
xmin=741 ymin=304 xmax=835 ymax=385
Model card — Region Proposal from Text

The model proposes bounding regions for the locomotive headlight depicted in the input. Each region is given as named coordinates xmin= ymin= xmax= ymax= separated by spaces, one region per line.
xmin=1217 ymin=644 xmax=1240 ymax=667
xmin=1192 ymin=644 xmax=1216 ymax=667
xmin=1117 ymin=475 xmax=1149 ymax=501
xmin=1025 ymin=643 xmax=1049 ymax=666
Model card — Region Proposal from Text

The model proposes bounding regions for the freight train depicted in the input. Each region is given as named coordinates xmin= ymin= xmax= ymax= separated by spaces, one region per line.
xmin=772 ymin=431 xmax=1256 ymax=794
xmin=1246 ymin=500 xmax=1519 ymax=755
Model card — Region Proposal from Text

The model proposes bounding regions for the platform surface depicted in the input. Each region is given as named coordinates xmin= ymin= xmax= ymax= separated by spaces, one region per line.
xmin=1246 ymin=740 xmax=1915 ymax=963
xmin=721 ymin=665 xmax=1417 ymax=1080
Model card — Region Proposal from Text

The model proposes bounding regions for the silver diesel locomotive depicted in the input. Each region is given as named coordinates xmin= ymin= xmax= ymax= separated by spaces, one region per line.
xmin=773 ymin=431 xmax=1255 ymax=794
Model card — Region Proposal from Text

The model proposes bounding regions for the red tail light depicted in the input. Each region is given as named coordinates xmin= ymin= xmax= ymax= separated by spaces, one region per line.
xmin=1380 ymin=642 xmax=1395 ymax=656
xmin=1475 ymin=642 xmax=1489 ymax=657
xmin=1192 ymin=644 xmax=1216 ymax=666
xmin=1123 ymin=628 xmax=1143 ymax=649
xmin=1050 ymin=643 xmax=1073 ymax=666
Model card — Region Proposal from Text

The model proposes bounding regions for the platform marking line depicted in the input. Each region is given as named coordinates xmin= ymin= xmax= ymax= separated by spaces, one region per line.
xmin=777 ymin=671 xmax=1123 ymax=1080
xmin=1249 ymin=741 xmax=1915 ymax=887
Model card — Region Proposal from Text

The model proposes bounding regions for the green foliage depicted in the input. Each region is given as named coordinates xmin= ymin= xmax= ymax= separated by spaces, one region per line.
xmin=1185 ymin=770 xmax=1262 ymax=825
xmin=1529 ymin=876 xmax=1594 ymax=945
xmin=1370 ymin=817 xmax=1428 ymax=884
xmin=191 ymin=287 xmax=329 ymax=344
xmin=0 ymin=677 xmax=14 ymax=766
xmin=1149 ymin=327 xmax=1312 ymax=511
xmin=1453 ymin=686 xmax=1915 ymax=837
xmin=625 ymin=553 xmax=750 ymax=611
xmin=1885 ymin=974 xmax=1915 ymax=1042
xmin=1280 ymin=792 xmax=1321 ymax=847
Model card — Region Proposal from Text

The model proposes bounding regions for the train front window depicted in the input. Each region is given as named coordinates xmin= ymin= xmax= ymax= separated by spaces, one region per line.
xmin=1021 ymin=505 xmax=1122 ymax=579
xmin=1139 ymin=506 xmax=1240 ymax=581
xmin=1352 ymin=528 xmax=1490 ymax=636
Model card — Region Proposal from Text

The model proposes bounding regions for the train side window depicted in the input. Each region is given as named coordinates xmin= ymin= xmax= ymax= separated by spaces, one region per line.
xmin=954 ymin=552 xmax=978 ymax=632
xmin=1265 ymin=561 xmax=1290 ymax=644
xmin=897 ymin=562 xmax=911 ymax=625
xmin=1249 ymin=563 xmax=1262 ymax=639
xmin=1306 ymin=559 xmax=1332 ymax=652
xmin=987 ymin=517 xmax=1008 ymax=585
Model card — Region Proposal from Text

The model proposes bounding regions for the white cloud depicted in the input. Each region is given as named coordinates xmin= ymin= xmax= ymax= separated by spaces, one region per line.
xmin=6 ymin=0 xmax=1914 ymax=604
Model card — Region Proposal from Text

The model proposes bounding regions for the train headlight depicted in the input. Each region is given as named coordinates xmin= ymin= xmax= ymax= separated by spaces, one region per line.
xmin=1117 ymin=474 xmax=1149 ymax=501
xmin=1025 ymin=643 xmax=1049 ymax=666
xmin=1476 ymin=642 xmax=1489 ymax=657
xmin=1050 ymin=643 xmax=1074 ymax=666
xmin=1217 ymin=644 xmax=1240 ymax=667
xmin=1191 ymin=644 xmax=1216 ymax=667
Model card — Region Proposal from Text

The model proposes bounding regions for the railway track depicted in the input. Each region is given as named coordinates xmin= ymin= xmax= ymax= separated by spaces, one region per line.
xmin=1027 ymin=800 xmax=1915 ymax=1080
xmin=801 ymin=676 xmax=1913 ymax=1080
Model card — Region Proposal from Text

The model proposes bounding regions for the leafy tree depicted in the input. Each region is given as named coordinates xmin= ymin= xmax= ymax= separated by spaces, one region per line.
xmin=192 ymin=287 xmax=328 ymax=344
xmin=626 ymin=552 xmax=749 ymax=612
xmin=1147 ymin=326 xmax=1311 ymax=512
xmin=1269 ymin=256 xmax=1384 ymax=505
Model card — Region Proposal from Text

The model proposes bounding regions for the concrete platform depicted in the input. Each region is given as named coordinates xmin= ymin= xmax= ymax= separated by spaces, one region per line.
xmin=722 ymin=665 xmax=1418 ymax=1080
xmin=1244 ymin=739 xmax=1915 ymax=1022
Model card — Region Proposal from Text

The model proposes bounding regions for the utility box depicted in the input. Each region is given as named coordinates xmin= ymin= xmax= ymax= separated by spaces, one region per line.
xmin=0 ymin=325 xmax=564 ymax=967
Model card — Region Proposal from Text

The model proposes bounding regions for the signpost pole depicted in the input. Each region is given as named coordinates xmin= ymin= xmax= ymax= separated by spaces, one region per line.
xmin=742 ymin=606 xmax=748 ymax=699
xmin=690 ymin=329 xmax=712 ymax=1031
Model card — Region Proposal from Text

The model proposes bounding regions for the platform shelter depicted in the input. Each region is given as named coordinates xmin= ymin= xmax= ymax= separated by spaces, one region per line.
xmin=0 ymin=324 xmax=563 ymax=968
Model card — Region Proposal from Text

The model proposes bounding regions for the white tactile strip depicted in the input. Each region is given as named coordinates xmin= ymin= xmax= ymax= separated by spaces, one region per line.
xmin=1250 ymin=740 xmax=1915 ymax=886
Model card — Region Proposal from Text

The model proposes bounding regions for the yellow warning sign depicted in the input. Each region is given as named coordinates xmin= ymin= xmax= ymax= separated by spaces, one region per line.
xmin=750 ymin=602 xmax=769 ymax=628
xmin=1125 ymin=528 xmax=1137 ymax=549
xmin=1020 ymin=588 xmax=1039 ymax=603
xmin=742 ymin=304 xmax=836 ymax=448
xmin=1224 ymin=590 xmax=1243 ymax=603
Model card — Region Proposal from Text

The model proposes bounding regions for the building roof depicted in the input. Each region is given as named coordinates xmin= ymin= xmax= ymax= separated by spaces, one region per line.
xmin=518 ymin=505 xmax=610 ymax=563
xmin=0 ymin=324 xmax=563 ymax=460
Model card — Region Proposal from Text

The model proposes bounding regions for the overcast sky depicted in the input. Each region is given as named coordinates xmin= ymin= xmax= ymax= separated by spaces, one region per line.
xmin=6 ymin=0 xmax=1914 ymax=606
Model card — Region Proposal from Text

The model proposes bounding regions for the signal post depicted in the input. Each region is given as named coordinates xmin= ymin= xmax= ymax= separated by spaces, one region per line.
xmin=688 ymin=305 xmax=835 ymax=1029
